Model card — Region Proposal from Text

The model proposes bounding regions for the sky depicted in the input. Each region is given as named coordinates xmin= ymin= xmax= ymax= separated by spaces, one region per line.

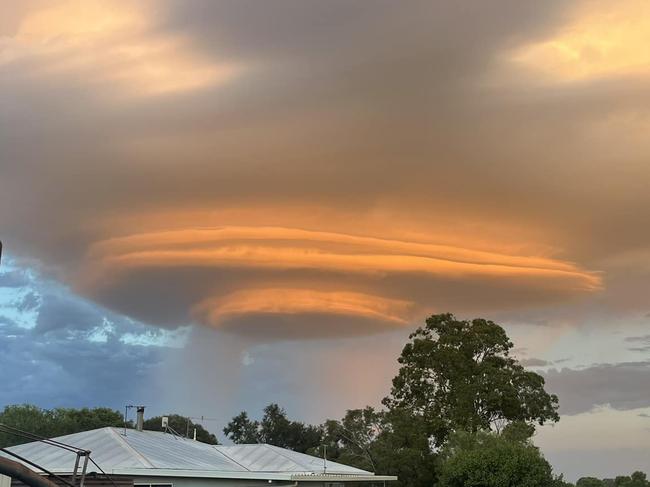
xmin=1 ymin=0 xmax=650 ymax=481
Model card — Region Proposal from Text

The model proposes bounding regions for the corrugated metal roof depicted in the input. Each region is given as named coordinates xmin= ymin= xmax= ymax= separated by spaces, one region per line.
xmin=216 ymin=444 xmax=365 ymax=474
xmin=0 ymin=427 xmax=372 ymax=478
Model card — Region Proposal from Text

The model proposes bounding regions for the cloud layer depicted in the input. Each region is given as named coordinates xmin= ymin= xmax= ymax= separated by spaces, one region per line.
xmin=5 ymin=0 xmax=650 ymax=340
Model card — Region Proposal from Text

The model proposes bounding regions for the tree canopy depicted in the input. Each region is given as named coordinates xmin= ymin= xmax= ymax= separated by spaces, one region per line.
xmin=383 ymin=313 xmax=559 ymax=446
xmin=223 ymin=403 xmax=320 ymax=453
xmin=0 ymin=405 xmax=125 ymax=448
xmin=578 ymin=472 xmax=650 ymax=487
xmin=143 ymin=414 xmax=219 ymax=444
xmin=0 ymin=405 xmax=221 ymax=447
xmin=437 ymin=430 xmax=562 ymax=487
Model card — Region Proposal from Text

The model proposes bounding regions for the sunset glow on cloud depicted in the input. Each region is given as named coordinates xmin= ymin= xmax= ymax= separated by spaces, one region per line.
xmin=194 ymin=288 xmax=414 ymax=326
xmin=75 ymin=225 xmax=602 ymax=335
xmin=1 ymin=0 xmax=238 ymax=96
xmin=512 ymin=0 xmax=650 ymax=81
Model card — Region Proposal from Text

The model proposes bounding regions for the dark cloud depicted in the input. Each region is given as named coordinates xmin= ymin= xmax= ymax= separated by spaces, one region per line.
xmin=544 ymin=362 xmax=650 ymax=415
xmin=0 ymin=259 xmax=174 ymax=410
xmin=35 ymin=294 xmax=101 ymax=334
xmin=0 ymin=325 xmax=164 ymax=410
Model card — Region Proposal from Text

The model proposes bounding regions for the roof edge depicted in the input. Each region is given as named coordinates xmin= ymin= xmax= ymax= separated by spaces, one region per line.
xmin=105 ymin=468 xmax=396 ymax=481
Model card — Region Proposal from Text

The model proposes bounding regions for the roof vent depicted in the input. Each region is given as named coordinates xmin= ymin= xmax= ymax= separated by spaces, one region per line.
xmin=136 ymin=406 xmax=145 ymax=431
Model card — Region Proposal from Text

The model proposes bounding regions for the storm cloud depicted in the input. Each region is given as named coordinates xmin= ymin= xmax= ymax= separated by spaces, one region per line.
xmin=5 ymin=0 xmax=647 ymax=339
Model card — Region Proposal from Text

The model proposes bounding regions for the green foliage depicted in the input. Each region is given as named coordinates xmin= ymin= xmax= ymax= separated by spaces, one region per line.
xmin=143 ymin=414 xmax=219 ymax=444
xmin=577 ymin=472 xmax=650 ymax=487
xmin=0 ymin=404 xmax=125 ymax=448
xmin=577 ymin=479 xmax=605 ymax=487
xmin=383 ymin=313 xmax=560 ymax=446
xmin=437 ymin=430 xmax=558 ymax=487
xmin=223 ymin=411 xmax=260 ymax=443
xmin=223 ymin=403 xmax=320 ymax=453
xmin=317 ymin=407 xmax=382 ymax=472
xmin=500 ymin=421 xmax=535 ymax=443
xmin=371 ymin=408 xmax=438 ymax=487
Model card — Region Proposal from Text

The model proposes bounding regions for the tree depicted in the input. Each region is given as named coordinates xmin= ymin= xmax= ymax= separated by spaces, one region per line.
xmin=629 ymin=472 xmax=650 ymax=487
xmin=224 ymin=404 xmax=321 ymax=453
xmin=318 ymin=407 xmax=382 ymax=472
xmin=578 ymin=473 xmax=650 ymax=487
xmin=259 ymin=404 xmax=293 ymax=447
xmin=143 ymin=414 xmax=218 ymax=444
xmin=384 ymin=313 xmax=559 ymax=446
xmin=371 ymin=408 xmax=438 ymax=487
xmin=0 ymin=405 xmax=125 ymax=448
xmin=223 ymin=411 xmax=260 ymax=444
xmin=438 ymin=430 xmax=562 ymax=487
xmin=577 ymin=479 xmax=605 ymax=487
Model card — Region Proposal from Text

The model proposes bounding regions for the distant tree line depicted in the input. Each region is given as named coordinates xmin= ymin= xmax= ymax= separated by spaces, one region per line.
xmin=1 ymin=314 xmax=645 ymax=487
xmin=0 ymin=407 xmax=218 ymax=447
xmin=143 ymin=414 xmax=218 ymax=444
xmin=576 ymin=473 xmax=650 ymax=487
xmin=0 ymin=405 xmax=125 ymax=447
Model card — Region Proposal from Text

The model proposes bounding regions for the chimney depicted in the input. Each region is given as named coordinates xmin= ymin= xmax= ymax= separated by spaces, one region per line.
xmin=136 ymin=406 xmax=145 ymax=431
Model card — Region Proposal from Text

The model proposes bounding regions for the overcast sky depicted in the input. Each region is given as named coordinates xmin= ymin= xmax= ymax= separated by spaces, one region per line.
xmin=2 ymin=0 xmax=650 ymax=481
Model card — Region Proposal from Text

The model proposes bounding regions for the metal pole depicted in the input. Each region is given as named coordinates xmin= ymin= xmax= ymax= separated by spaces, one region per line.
xmin=71 ymin=452 xmax=81 ymax=486
xmin=79 ymin=453 xmax=89 ymax=487
xmin=0 ymin=457 xmax=61 ymax=487
xmin=0 ymin=449 xmax=75 ymax=487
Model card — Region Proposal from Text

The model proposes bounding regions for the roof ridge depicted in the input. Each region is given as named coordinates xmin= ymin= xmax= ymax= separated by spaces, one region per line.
xmin=211 ymin=446 xmax=251 ymax=472
xmin=106 ymin=427 xmax=155 ymax=468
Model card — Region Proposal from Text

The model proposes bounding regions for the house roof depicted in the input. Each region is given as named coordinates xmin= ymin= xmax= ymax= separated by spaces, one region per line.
xmin=1 ymin=427 xmax=395 ymax=482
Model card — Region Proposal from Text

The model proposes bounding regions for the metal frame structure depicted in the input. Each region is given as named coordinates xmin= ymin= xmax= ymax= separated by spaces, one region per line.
xmin=0 ymin=424 xmax=117 ymax=487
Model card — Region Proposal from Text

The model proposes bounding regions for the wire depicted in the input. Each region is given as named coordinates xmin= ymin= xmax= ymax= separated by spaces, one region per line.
xmin=0 ymin=424 xmax=85 ymax=453
xmin=86 ymin=457 xmax=120 ymax=487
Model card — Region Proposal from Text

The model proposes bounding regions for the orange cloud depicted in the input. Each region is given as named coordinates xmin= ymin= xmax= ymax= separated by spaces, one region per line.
xmin=86 ymin=226 xmax=602 ymax=291
xmin=193 ymin=289 xmax=414 ymax=327
xmin=511 ymin=0 xmax=650 ymax=81
xmin=1 ymin=0 xmax=238 ymax=96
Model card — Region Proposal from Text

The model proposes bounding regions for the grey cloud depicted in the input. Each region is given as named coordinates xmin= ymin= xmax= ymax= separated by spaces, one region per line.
xmin=0 ymin=269 xmax=31 ymax=288
xmin=543 ymin=362 xmax=650 ymax=415
xmin=520 ymin=357 xmax=552 ymax=367
xmin=35 ymin=293 xmax=104 ymax=334
xmin=625 ymin=334 xmax=650 ymax=352
xmin=0 ymin=325 xmax=164 ymax=410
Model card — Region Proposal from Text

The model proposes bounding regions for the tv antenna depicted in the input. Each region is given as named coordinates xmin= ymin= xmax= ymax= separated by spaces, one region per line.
xmin=185 ymin=415 xmax=218 ymax=439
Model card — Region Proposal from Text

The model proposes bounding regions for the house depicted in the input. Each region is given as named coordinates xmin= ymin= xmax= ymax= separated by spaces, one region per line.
xmin=0 ymin=427 xmax=396 ymax=487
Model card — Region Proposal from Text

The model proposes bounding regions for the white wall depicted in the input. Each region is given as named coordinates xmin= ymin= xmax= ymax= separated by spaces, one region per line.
xmin=0 ymin=474 xmax=12 ymax=487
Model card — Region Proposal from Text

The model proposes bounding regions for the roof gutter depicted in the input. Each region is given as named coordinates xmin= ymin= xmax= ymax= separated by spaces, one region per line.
xmin=102 ymin=468 xmax=397 ymax=482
